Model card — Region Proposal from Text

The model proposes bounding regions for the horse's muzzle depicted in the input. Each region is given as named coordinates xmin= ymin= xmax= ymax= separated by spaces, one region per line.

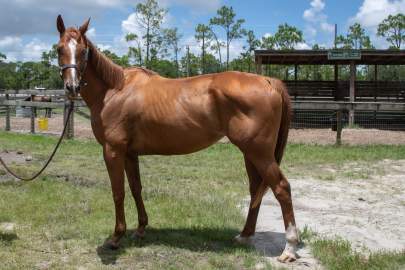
xmin=65 ymin=83 xmax=80 ymax=99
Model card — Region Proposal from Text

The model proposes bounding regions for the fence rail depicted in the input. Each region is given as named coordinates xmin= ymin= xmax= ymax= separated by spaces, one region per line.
xmin=1 ymin=89 xmax=405 ymax=144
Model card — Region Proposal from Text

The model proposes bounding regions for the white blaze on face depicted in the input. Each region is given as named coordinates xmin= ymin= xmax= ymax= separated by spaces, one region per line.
xmin=68 ymin=39 xmax=77 ymax=82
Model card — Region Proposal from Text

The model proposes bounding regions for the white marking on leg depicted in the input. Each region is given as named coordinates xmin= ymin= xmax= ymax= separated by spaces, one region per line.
xmin=68 ymin=39 xmax=77 ymax=82
xmin=278 ymin=222 xmax=299 ymax=262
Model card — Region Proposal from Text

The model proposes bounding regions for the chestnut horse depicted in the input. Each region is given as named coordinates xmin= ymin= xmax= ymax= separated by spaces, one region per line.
xmin=56 ymin=15 xmax=299 ymax=262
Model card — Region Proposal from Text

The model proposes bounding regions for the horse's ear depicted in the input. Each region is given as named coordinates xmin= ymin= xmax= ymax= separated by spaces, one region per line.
xmin=79 ymin=18 xmax=91 ymax=36
xmin=57 ymin=15 xmax=65 ymax=35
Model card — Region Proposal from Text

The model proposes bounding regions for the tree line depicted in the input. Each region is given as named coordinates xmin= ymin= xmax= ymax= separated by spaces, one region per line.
xmin=0 ymin=0 xmax=404 ymax=89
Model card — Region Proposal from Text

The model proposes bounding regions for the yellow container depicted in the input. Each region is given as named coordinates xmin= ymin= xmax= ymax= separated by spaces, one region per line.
xmin=38 ymin=117 xmax=49 ymax=131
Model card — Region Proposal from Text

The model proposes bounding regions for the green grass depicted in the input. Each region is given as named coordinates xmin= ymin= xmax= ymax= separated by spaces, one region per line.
xmin=311 ymin=238 xmax=405 ymax=270
xmin=299 ymin=227 xmax=405 ymax=270
xmin=0 ymin=131 xmax=405 ymax=269
xmin=0 ymin=132 xmax=268 ymax=269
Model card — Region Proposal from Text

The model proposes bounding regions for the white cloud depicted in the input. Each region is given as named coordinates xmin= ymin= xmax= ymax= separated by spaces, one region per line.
xmin=0 ymin=0 xmax=223 ymax=61
xmin=305 ymin=26 xmax=317 ymax=38
xmin=86 ymin=28 xmax=97 ymax=39
xmin=350 ymin=0 xmax=405 ymax=30
xmin=348 ymin=0 xmax=405 ymax=48
xmin=0 ymin=36 xmax=51 ymax=62
xmin=303 ymin=0 xmax=334 ymax=35
xmin=303 ymin=0 xmax=325 ymax=22
xmin=295 ymin=42 xmax=311 ymax=50
xmin=22 ymin=38 xmax=52 ymax=61
xmin=161 ymin=0 xmax=221 ymax=12
xmin=0 ymin=36 xmax=22 ymax=49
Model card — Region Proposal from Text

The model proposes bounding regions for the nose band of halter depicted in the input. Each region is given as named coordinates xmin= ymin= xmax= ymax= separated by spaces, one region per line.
xmin=59 ymin=47 xmax=90 ymax=91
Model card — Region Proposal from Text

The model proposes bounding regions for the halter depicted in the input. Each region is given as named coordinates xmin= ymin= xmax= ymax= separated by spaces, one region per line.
xmin=59 ymin=47 xmax=90 ymax=89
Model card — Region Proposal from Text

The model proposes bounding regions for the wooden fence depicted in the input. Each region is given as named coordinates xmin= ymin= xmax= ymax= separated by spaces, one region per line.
xmin=0 ymin=89 xmax=85 ymax=139
xmin=1 ymin=89 xmax=405 ymax=144
xmin=286 ymin=80 xmax=405 ymax=102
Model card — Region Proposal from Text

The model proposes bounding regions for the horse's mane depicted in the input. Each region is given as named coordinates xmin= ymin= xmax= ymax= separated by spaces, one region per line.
xmin=127 ymin=67 xmax=158 ymax=77
xmin=86 ymin=38 xmax=125 ymax=90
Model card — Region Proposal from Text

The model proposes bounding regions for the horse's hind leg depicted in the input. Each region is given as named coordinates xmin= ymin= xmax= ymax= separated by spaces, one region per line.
xmin=125 ymin=154 xmax=148 ymax=238
xmin=252 ymin=159 xmax=299 ymax=262
xmin=234 ymin=156 xmax=263 ymax=243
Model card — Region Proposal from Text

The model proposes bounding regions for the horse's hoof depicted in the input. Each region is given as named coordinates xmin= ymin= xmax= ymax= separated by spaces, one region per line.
xmin=102 ymin=240 xmax=120 ymax=250
xmin=234 ymin=234 xmax=252 ymax=245
xmin=131 ymin=229 xmax=145 ymax=240
xmin=277 ymin=251 xmax=297 ymax=263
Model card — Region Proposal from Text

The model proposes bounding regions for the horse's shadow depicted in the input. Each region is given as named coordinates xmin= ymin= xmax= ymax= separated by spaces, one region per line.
xmin=96 ymin=227 xmax=267 ymax=265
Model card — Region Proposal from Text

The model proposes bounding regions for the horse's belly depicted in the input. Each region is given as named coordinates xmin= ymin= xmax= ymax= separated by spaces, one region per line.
xmin=130 ymin=128 xmax=223 ymax=155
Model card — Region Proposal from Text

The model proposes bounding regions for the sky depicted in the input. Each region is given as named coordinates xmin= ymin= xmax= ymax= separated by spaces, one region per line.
xmin=0 ymin=0 xmax=404 ymax=62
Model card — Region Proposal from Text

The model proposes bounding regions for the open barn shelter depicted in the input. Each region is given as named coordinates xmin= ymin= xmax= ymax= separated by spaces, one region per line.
xmin=255 ymin=49 xmax=405 ymax=130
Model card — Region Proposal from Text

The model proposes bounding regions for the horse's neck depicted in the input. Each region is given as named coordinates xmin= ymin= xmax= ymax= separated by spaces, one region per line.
xmin=80 ymin=41 xmax=124 ymax=112
xmin=80 ymin=64 xmax=107 ymax=112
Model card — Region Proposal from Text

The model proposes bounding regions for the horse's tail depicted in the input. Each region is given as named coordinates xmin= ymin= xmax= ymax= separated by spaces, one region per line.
xmin=251 ymin=78 xmax=292 ymax=209
xmin=272 ymin=78 xmax=292 ymax=165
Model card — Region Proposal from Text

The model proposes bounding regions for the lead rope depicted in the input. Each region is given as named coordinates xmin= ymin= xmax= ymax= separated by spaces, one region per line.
xmin=0 ymin=101 xmax=74 ymax=181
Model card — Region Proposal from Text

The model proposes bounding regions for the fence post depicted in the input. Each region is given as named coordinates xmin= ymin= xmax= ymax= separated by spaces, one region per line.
xmin=5 ymin=94 xmax=10 ymax=131
xmin=30 ymin=107 xmax=36 ymax=133
xmin=336 ymin=110 xmax=342 ymax=146
xmin=64 ymin=100 xmax=74 ymax=139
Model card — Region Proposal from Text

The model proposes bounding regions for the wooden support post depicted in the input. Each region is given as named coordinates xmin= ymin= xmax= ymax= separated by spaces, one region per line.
xmin=374 ymin=65 xmax=378 ymax=121
xmin=64 ymin=101 xmax=74 ymax=139
xmin=5 ymin=94 xmax=10 ymax=131
xmin=334 ymin=64 xmax=339 ymax=100
xmin=336 ymin=110 xmax=342 ymax=146
xmin=332 ymin=64 xmax=339 ymax=131
xmin=349 ymin=61 xmax=356 ymax=126
xmin=256 ymin=56 xmax=263 ymax=75
xmin=30 ymin=107 xmax=36 ymax=134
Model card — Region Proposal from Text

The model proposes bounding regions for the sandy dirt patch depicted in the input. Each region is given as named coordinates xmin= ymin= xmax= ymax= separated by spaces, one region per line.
xmin=289 ymin=128 xmax=405 ymax=145
xmin=0 ymin=114 xmax=95 ymax=139
xmin=241 ymin=159 xmax=405 ymax=269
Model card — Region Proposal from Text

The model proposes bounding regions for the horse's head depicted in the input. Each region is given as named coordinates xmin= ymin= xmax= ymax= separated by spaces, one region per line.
xmin=56 ymin=15 xmax=90 ymax=100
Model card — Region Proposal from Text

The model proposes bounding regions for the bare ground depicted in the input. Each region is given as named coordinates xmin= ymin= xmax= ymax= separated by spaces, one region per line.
xmin=241 ymin=159 xmax=405 ymax=269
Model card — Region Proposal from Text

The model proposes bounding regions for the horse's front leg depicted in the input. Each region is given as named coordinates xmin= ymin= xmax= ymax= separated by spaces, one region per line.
xmin=103 ymin=143 xmax=126 ymax=249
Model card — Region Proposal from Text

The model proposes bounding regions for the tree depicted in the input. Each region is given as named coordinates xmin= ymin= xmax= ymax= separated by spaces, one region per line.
xmin=195 ymin=24 xmax=213 ymax=74
xmin=274 ymin=23 xmax=304 ymax=50
xmin=0 ymin=52 xmax=6 ymax=63
xmin=149 ymin=59 xmax=178 ymax=78
xmin=210 ymin=5 xmax=246 ymax=70
xmin=101 ymin=49 xmax=130 ymax=67
xmin=125 ymin=33 xmax=143 ymax=66
xmin=180 ymin=52 xmax=200 ymax=77
xmin=203 ymin=53 xmax=221 ymax=74
xmin=261 ymin=35 xmax=276 ymax=49
xmin=209 ymin=29 xmax=224 ymax=71
xmin=134 ymin=0 xmax=167 ymax=68
xmin=243 ymin=30 xmax=260 ymax=73
xmin=336 ymin=23 xmax=374 ymax=49
xmin=163 ymin=27 xmax=182 ymax=77
xmin=377 ymin=13 xmax=405 ymax=49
